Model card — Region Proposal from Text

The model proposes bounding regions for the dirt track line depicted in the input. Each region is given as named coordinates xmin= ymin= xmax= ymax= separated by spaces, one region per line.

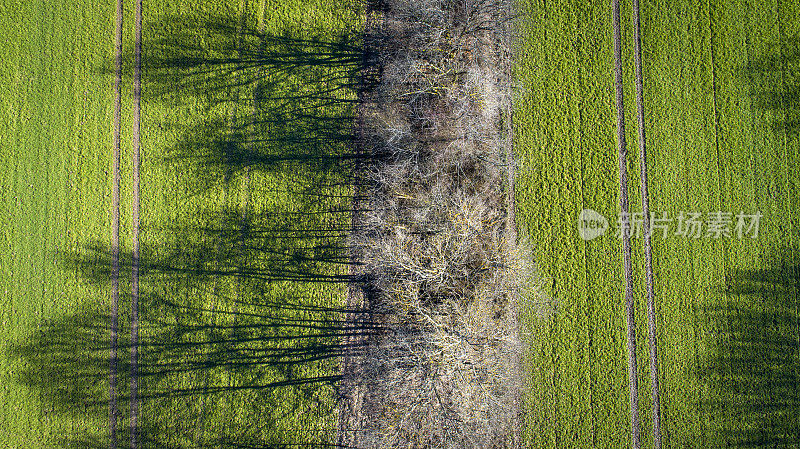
xmin=130 ymin=0 xmax=142 ymax=447
xmin=612 ymin=0 xmax=641 ymax=447
xmin=631 ymin=0 xmax=662 ymax=447
xmin=110 ymin=0 xmax=123 ymax=447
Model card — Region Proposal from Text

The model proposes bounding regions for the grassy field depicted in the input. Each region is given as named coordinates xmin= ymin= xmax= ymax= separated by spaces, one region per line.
xmin=516 ymin=0 xmax=799 ymax=447
xmin=4 ymin=0 xmax=797 ymax=446
xmin=0 ymin=0 xmax=115 ymax=445
xmin=0 ymin=0 xmax=361 ymax=446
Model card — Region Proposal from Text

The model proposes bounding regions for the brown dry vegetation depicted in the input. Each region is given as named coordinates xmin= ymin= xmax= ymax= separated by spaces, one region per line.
xmin=343 ymin=0 xmax=537 ymax=447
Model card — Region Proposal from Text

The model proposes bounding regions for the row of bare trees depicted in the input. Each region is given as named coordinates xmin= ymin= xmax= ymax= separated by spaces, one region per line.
xmin=348 ymin=0 xmax=534 ymax=447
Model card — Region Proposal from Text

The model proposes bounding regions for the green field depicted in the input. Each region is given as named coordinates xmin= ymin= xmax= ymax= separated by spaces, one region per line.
xmin=4 ymin=0 xmax=799 ymax=446
xmin=516 ymin=0 xmax=799 ymax=447
xmin=0 ymin=0 xmax=361 ymax=446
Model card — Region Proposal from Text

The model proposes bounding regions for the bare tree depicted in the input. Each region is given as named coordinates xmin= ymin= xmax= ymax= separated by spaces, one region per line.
xmin=345 ymin=0 xmax=545 ymax=446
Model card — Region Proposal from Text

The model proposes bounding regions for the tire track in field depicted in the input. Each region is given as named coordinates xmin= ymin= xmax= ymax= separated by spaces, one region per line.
xmin=631 ymin=0 xmax=662 ymax=447
xmin=611 ymin=0 xmax=641 ymax=447
xmin=110 ymin=0 xmax=123 ymax=447
xmin=130 ymin=0 xmax=142 ymax=447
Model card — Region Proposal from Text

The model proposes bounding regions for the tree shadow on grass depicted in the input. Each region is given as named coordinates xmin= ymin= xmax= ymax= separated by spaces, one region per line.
xmin=700 ymin=244 xmax=800 ymax=447
xmin=11 ymin=207 xmax=380 ymax=448
xmin=134 ymin=12 xmax=377 ymax=198
xmin=9 ymin=8 xmax=378 ymax=449
xmin=743 ymin=35 xmax=800 ymax=139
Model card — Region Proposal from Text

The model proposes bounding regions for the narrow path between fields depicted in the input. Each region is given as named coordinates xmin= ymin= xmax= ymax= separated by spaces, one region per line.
xmin=130 ymin=0 xmax=142 ymax=447
xmin=109 ymin=0 xmax=123 ymax=447
xmin=631 ymin=0 xmax=663 ymax=447
xmin=611 ymin=0 xmax=641 ymax=447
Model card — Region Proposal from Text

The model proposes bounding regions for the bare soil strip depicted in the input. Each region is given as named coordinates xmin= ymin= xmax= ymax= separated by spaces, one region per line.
xmin=631 ymin=0 xmax=663 ymax=447
xmin=110 ymin=0 xmax=123 ymax=447
xmin=130 ymin=0 xmax=142 ymax=447
xmin=611 ymin=0 xmax=641 ymax=447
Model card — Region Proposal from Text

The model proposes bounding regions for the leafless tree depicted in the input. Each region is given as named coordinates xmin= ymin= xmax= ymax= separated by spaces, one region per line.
xmin=346 ymin=0 xmax=546 ymax=446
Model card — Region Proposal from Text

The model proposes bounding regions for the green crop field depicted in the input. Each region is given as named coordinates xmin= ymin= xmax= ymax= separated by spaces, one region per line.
xmin=516 ymin=0 xmax=799 ymax=447
xmin=4 ymin=0 xmax=798 ymax=446
xmin=0 ymin=0 xmax=361 ymax=447
xmin=0 ymin=0 xmax=115 ymax=445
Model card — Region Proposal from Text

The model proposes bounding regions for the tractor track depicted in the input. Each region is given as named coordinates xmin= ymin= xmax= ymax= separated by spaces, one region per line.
xmin=611 ymin=0 xmax=641 ymax=447
xmin=631 ymin=0 xmax=663 ymax=446
xmin=109 ymin=0 xmax=123 ymax=446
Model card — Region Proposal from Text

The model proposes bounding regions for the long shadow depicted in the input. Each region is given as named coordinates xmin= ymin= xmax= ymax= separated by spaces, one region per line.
xmin=10 ymin=207 xmax=380 ymax=447
xmin=135 ymin=14 xmax=376 ymax=198
xmin=9 ymin=9 xmax=375 ymax=449
xmin=69 ymin=208 xmax=359 ymax=286
xmin=743 ymin=35 xmax=800 ymax=138
xmin=701 ymin=244 xmax=800 ymax=447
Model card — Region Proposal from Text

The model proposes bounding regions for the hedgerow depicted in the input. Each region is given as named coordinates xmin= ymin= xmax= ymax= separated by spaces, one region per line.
xmin=347 ymin=0 xmax=538 ymax=447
